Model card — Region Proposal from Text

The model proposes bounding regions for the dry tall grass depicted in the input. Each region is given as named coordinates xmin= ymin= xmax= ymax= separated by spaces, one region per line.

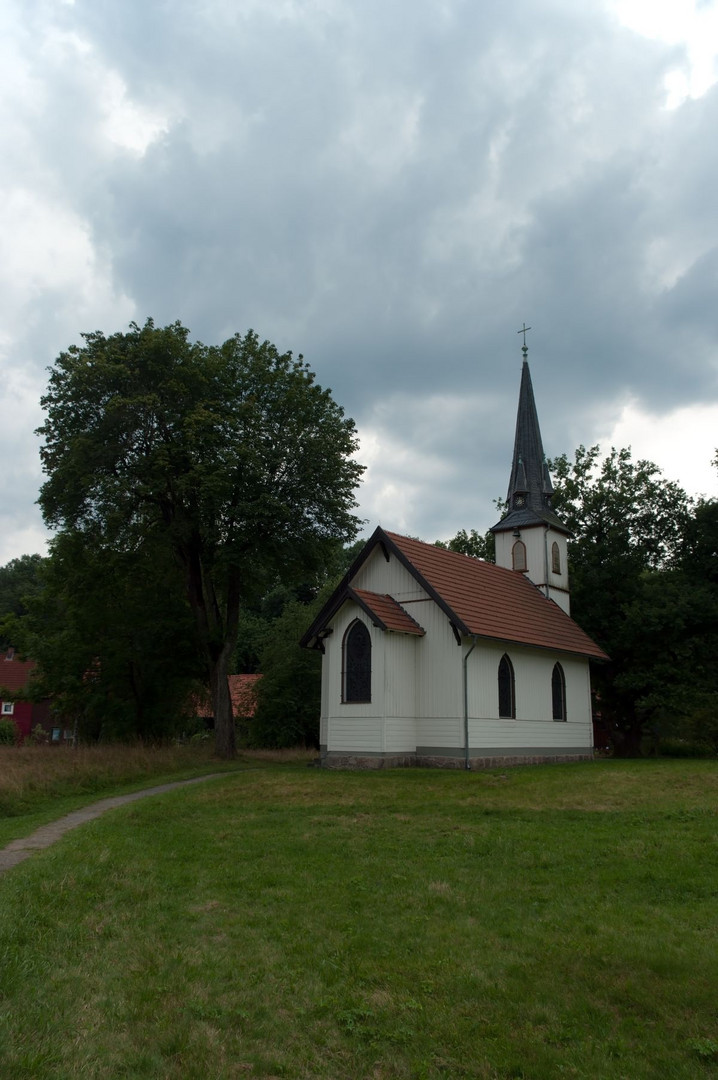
xmin=0 ymin=743 xmax=221 ymax=815
xmin=0 ymin=743 xmax=316 ymax=818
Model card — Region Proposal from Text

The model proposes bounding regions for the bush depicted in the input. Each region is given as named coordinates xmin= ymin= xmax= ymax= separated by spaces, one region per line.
xmin=0 ymin=718 xmax=17 ymax=746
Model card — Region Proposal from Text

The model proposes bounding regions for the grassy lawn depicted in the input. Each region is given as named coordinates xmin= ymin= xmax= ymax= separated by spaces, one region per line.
xmin=1 ymin=760 xmax=717 ymax=1078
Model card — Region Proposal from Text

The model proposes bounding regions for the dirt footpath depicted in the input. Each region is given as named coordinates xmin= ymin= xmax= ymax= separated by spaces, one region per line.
xmin=0 ymin=773 xmax=224 ymax=876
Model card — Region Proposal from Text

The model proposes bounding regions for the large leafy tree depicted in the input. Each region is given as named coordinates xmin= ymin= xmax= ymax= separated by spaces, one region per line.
xmin=37 ymin=320 xmax=363 ymax=757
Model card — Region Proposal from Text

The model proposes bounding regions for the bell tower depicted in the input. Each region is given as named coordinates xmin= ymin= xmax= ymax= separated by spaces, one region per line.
xmin=490 ymin=328 xmax=572 ymax=613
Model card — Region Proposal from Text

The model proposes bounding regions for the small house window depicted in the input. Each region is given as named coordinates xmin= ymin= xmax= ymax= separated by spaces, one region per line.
xmin=512 ymin=540 xmax=527 ymax=572
xmin=4 ymin=648 xmax=14 ymax=661
xmin=551 ymin=541 xmax=561 ymax=574
xmin=498 ymin=654 xmax=515 ymax=718
xmin=343 ymin=620 xmax=371 ymax=703
xmin=1 ymin=702 xmax=14 ymax=715
xmin=552 ymin=663 xmax=566 ymax=721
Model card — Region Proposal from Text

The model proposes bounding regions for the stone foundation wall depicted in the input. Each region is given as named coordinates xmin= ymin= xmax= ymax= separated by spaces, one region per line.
xmin=321 ymin=751 xmax=594 ymax=770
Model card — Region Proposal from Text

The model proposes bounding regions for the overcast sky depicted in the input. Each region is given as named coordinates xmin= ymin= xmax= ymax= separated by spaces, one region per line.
xmin=1 ymin=0 xmax=717 ymax=565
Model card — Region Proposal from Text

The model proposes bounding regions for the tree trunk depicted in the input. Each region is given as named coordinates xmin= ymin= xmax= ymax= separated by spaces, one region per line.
xmin=211 ymin=646 xmax=236 ymax=759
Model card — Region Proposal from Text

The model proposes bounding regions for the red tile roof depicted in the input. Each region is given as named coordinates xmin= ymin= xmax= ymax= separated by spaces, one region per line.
xmin=352 ymin=589 xmax=425 ymax=635
xmin=0 ymin=651 xmax=36 ymax=695
xmin=195 ymin=674 xmax=262 ymax=719
xmin=230 ymin=673 xmax=262 ymax=717
xmin=384 ymin=532 xmax=608 ymax=660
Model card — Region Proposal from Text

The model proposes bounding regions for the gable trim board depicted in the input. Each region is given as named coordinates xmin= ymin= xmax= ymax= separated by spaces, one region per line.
xmin=302 ymin=528 xmax=607 ymax=770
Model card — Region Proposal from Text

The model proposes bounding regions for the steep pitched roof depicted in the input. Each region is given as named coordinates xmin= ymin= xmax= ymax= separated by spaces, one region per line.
xmin=302 ymin=529 xmax=607 ymax=661
xmin=384 ymin=532 xmax=607 ymax=658
xmin=491 ymin=356 xmax=569 ymax=535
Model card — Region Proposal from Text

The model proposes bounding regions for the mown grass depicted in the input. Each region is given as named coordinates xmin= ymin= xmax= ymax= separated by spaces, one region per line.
xmin=1 ymin=760 xmax=717 ymax=1078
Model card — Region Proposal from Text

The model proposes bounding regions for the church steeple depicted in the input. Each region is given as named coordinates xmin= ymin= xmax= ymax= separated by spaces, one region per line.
xmin=491 ymin=335 xmax=567 ymax=536
xmin=491 ymin=331 xmax=572 ymax=613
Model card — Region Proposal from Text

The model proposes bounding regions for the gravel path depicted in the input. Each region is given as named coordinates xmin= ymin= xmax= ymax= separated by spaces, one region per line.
xmin=0 ymin=773 xmax=224 ymax=876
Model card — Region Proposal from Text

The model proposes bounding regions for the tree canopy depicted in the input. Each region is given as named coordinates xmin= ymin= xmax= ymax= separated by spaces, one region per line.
xmin=549 ymin=445 xmax=717 ymax=755
xmin=36 ymin=320 xmax=364 ymax=756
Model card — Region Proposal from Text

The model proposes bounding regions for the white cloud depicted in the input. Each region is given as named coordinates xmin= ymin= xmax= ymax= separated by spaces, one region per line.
xmin=609 ymin=0 xmax=718 ymax=106
xmin=598 ymin=399 xmax=718 ymax=498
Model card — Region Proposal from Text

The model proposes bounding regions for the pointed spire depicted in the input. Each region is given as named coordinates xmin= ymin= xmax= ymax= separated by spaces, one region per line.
xmin=490 ymin=333 xmax=569 ymax=535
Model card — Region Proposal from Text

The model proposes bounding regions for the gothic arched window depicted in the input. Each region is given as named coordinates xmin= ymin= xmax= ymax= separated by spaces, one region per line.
xmin=343 ymin=620 xmax=372 ymax=703
xmin=498 ymin=654 xmax=515 ymax=719
xmin=551 ymin=541 xmax=561 ymax=575
xmin=512 ymin=540 xmax=527 ymax=572
xmin=552 ymin=662 xmax=566 ymax=721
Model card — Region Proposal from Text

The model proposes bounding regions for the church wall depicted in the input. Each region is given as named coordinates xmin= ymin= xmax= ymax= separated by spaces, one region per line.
xmin=466 ymin=642 xmax=592 ymax=750
xmin=383 ymin=630 xmax=418 ymax=753
xmin=352 ymin=545 xmax=428 ymax=602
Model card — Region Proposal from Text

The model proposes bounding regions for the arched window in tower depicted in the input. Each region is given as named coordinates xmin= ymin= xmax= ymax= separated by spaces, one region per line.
xmin=498 ymin=654 xmax=515 ymax=718
xmin=343 ymin=620 xmax=371 ymax=703
xmin=552 ymin=662 xmax=566 ymax=721
xmin=512 ymin=539 xmax=527 ymax=572
xmin=551 ymin=541 xmax=561 ymax=575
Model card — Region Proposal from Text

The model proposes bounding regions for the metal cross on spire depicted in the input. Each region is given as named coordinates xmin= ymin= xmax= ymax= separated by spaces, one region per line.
xmin=517 ymin=323 xmax=531 ymax=358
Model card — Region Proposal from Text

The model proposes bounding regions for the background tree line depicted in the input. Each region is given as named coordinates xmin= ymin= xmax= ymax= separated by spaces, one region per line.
xmin=1 ymin=317 xmax=715 ymax=757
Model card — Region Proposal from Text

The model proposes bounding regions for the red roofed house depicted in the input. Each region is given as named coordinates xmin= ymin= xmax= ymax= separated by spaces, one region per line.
xmin=301 ymin=341 xmax=608 ymax=768
xmin=0 ymin=649 xmax=53 ymax=741
xmin=196 ymin=674 xmax=262 ymax=724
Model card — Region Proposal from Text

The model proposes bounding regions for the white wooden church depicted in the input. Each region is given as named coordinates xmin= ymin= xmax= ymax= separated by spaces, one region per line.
xmin=301 ymin=343 xmax=608 ymax=768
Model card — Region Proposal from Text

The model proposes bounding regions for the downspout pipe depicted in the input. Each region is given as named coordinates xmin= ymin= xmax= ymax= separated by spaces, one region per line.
xmin=463 ymin=636 xmax=478 ymax=771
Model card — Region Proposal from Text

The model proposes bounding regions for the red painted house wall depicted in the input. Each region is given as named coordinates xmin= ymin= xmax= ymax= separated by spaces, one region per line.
xmin=0 ymin=650 xmax=54 ymax=742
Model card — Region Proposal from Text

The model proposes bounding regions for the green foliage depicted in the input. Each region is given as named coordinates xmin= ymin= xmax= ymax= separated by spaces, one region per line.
xmin=250 ymin=597 xmax=325 ymax=748
xmin=36 ymin=320 xmax=364 ymax=756
xmin=549 ymin=445 xmax=717 ymax=755
xmin=0 ymin=719 xmax=16 ymax=745
xmin=11 ymin=531 xmax=204 ymax=742
xmin=435 ymin=526 xmax=495 ymax=561
xmin=0 ymin=554 xmax=45 ymax=649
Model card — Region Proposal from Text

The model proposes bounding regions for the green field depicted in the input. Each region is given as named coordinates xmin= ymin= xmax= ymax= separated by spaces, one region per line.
xmin=1 ymin=759 xmax=717 ymax=1079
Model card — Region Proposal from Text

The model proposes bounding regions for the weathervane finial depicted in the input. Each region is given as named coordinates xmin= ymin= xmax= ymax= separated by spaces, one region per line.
xmin=517 ymin=322 xmax=531 ymax=359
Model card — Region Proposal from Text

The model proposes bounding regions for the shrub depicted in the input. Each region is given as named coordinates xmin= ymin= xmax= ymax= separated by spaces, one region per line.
xmin=0 ymin=718 xmax=17 ymax=746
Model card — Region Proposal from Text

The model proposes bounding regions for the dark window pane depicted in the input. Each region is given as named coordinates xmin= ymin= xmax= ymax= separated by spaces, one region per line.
xmin=498 ymin=654 xmax=515 ymax=718
xmin=552 ymin=663 xmax=566 ymax=720
xmin=345 ymin=621 xmax=371 ymax=702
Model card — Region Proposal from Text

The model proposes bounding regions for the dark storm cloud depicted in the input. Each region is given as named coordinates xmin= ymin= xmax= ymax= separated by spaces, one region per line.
xmin=1 ymin=0 xmax=716 ymax=560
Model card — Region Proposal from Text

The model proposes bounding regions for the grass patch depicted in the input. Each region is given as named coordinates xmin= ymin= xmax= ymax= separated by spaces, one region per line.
xmin=1 ymin=760 xmax=717 ymax=1078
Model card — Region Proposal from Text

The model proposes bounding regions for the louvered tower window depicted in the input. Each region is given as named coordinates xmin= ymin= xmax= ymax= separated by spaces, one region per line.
xmin=512 ymin=540 xmax=527 ymax=571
